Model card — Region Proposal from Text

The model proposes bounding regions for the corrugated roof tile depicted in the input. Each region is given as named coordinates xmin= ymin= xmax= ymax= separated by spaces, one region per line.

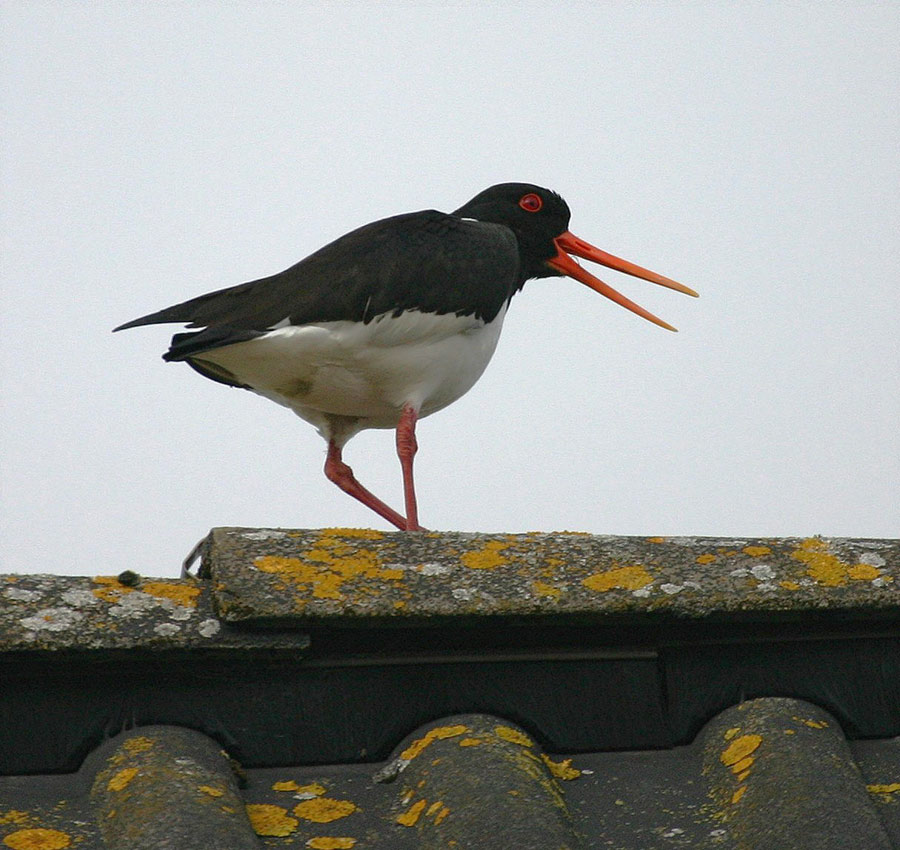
xmin=2 ymin=531 xmax=898 ymax=848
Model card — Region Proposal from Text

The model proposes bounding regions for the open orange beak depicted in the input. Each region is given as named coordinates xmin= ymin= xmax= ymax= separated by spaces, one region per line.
xmin=547 ymin=231 xmax=698 ymax=331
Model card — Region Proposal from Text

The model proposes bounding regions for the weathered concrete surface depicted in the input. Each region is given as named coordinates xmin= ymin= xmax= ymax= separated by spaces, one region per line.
xmin=87 ymin=726 xmax=261 ymax=850
xmin=0 ymin=572 xmax=309 ymax=651
xmin=700 ymin=698 xmax=893 ymax=850
xmin=207 ymin=528 xmax=899 ymax=625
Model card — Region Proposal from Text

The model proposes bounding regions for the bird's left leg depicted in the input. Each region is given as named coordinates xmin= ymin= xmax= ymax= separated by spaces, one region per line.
xmin=395 ymin=404 xmax=422 ymax=531
xmin=324 ymin=439 xmax=409 ymax=531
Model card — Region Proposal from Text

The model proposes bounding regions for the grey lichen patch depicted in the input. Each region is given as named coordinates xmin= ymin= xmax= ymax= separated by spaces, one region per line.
xmin=19 ymin=606 xmax=84 ymax=635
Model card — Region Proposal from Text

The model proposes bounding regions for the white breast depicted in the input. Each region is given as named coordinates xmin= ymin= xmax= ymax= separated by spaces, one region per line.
xmin=191 ymin=305 xmax=509 ymax=434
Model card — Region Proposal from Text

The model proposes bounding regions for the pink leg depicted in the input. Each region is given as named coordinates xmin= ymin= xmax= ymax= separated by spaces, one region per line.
xmin=324 ymin=440 xmax=408 ymax=531
xmin=396 ymin=405 xmax=423 ymax=531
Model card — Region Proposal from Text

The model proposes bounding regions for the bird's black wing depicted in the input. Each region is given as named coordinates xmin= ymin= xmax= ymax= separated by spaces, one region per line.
xmin=114 ymin=211 xmax=521 ymax=363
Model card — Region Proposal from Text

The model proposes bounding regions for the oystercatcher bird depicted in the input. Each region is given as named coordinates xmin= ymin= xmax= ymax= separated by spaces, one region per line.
xmin=115 ymin=182 xmax=696 ymax=531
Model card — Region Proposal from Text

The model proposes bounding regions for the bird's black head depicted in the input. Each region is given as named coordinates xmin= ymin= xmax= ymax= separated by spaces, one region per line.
xmin=453 ymin=183 xmax=572 ymax=280
xmin=454 ymin=181 xmax=698 ymax=331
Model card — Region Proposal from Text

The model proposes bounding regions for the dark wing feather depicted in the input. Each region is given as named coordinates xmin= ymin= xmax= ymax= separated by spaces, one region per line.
xmin=114 ymin=212 xmax=521 ymax=350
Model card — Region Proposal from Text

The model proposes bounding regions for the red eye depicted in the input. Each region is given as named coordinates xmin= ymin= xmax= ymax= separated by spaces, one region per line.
xmin=518 ymin=192 xmax=543 ymax=212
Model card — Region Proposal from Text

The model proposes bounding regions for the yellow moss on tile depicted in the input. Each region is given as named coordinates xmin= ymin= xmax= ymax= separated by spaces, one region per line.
xmin=0 ymin=813 xmax=30 ymax=827
xmin=743 ymin=546 xmax=771 ymax=557
xmin=532 ymin=581 xmax=561 ymax=599
xmin=647 ymin=537 xmax=666 ymax=544
xmin=696 ymin=554 xmax=717 ymax=564
xmin=107 ymin=767 xmax=138 ymax=791
xmin=401 ymin=725 xmax=469 ymax=760
xmin=245 ymin=804 xmax=299 ymax=837
xmin=120 ymin=736 xmax=153 ymax=756
xmin=793 ymin=716 xmax=828 ymax=729
xmin=273 ymin=781 xmax=326 ymax=795
xmin=434 ymin=806 xmax=450 ymax=825
xmin=1 ymin=830 xmax=71 ymax=850
xmin=458 ymin=737 xmax=482 ymax=747
xmin=320 ymin=528 xmax=385 ymax=540
xmin=848 ymin=564 xmax=881 ymax=581
xmin=779 ymin=580 xmax=801 ymax=591
xmin=541 ymin=755 xmax=581 ymax=780
xmin=731 ymin=786 xmax=747 ymax=804
xmin=730 ymin=756 xmax=755 ymax=775
xmin=789 ymin=538 xmax=881 ymax=587
xmin=254 ymin=528 xmax=404 ymax=601
xmin=293 ymin=798 xmax=357 ymax=823
xmin=396 ymin=799 xmax=427 ymax=827
xmin=91 ymin=576 xmax=136 ymax=603
xmin=197 ymin=785 xmax=224 ymax=797
xmin=140 ymin=582 xmax=201 ymax=607
xmin=494 ymin=725 xmax=533 ymax=747
xmin=867 ymin=783 xmax=900 ymax=795
xmin=582 ymin=565 xmax=653 ymax=592
xmin=721 ymin=735 xmax=762 ymax=767
xmin=460 ymin=540 xmax=512 ymax=570
xmin=306 ymin=839 xmax=357 ymax=850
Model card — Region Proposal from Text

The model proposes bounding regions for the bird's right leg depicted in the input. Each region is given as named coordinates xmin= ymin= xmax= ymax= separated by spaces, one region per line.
xmin=324 ymin=440 xmax=409 ymax=531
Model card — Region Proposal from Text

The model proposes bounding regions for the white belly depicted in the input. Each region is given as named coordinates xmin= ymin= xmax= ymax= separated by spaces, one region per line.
xmin=191 ymin=306 xmax=508 ymax=435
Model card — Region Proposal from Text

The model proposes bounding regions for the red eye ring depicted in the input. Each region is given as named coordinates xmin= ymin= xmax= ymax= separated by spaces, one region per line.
xmin=518 ymin=192 xmax=543 ymax=212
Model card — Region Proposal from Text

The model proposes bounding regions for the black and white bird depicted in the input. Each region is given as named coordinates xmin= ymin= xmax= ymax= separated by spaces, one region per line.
xmin=115 ymin=182 xmax=697 ymax=531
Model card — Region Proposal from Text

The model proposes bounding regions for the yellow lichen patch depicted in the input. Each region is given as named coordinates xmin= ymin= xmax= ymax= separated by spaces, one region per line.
xmin=91 ymin=576 xmax=135 ymax=603
xmin=273 ymin=781 xmax=326 ymax=795
xmin=0 ymin=813 xmax=30 ymax=826
xmin=396 ymin=799 xmax=427 ymax=827
xmin=867 ymin=783 xmax=900 ymax=795
xmin=140 ymin=582 xmax=201 ymax=607
xmin=460 ymin=540 xmax=512 ymax=570
xmin=494 ymin=725 xmax=533 ymax=747
xmin=731 ymin=786 xmax=747 ymax=804
xmin=426 ymin=801 xmax=444 ymax=817
xmin=848 ymin=564 xmax=881 ymax=581
xmin=696 ymin=554 xmax=717 ymax=565
xmin=780 ymin=581 xmax=801 ymax=591
xmin=541 ymin=755 xmax=581 ymax=780
xmin=730 ymin=756 xmax=754 ymax=775
xmin=321 ymin=527 xmax=385 ymax=540
xmin=197 ymin=785 xmax=224 ymax=797
xmin=306 ymin=839 xmax=357 ymax=850
xmin=743 ymin=546 xmax=771 ymax=557
xmin=245 ymin=804 xmax=299 ymax=837
xmin=292 ymin=798 xmax=357 ymax=823
xmin=723 ymin=728 xmax=740 ymax=741
xmin=2 ymin=830 xmax=70 ymax=850
xmin=255 ymin=530 xmax=402 ymax=601
xmin=401 ymin=725 xmax=469 ymax=760
xmin=107 ymin=767 xmax=138 ymax=791
xmin=793 ymin=716 xmax=828 ymax=729
xmin=582 ymin=565 xmax=653 ymax=593
xmin=435 ymin=807 xmax=450 ymax=825
xmin=721 ymin=734 xmax=762 ymax=767
xmin=458 ymin=737 xmax=482 ymax=747
xmin=790 ymin=538 xmax=861 ymax=587
xmin=532 ymin=581 xmax=561 ymax=599
xmin=122 ymin=736 xmax=154 ymax=754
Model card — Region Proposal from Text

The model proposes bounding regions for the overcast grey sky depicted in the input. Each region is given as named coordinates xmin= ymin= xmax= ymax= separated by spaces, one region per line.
xmin=2 ymin=2 xmax=898 ymax=577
